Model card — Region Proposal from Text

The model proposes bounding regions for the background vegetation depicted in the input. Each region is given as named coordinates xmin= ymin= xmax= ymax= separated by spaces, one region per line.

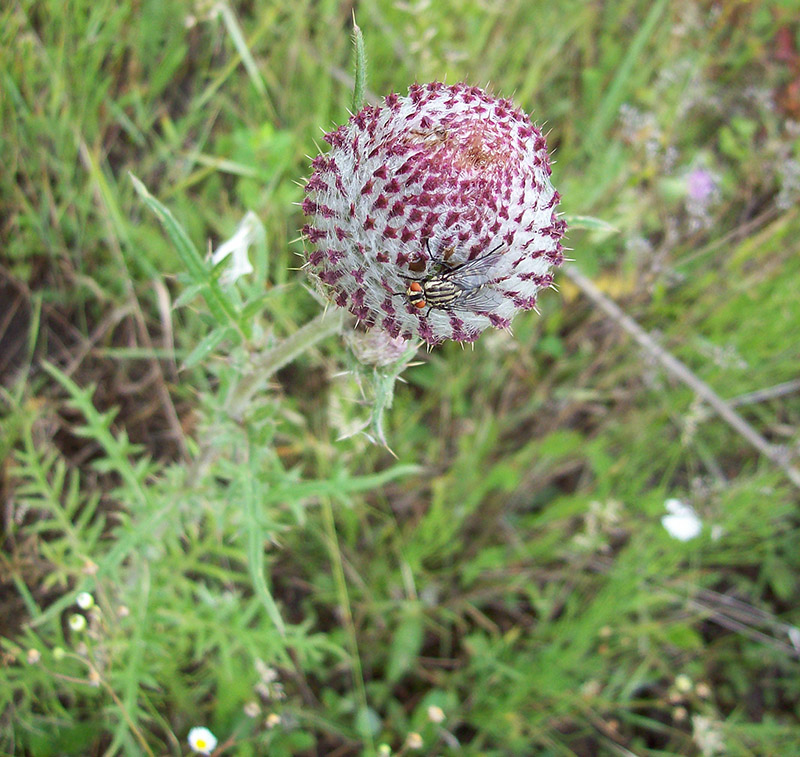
xmin=2 ymin=0 xmax=799 ymax=754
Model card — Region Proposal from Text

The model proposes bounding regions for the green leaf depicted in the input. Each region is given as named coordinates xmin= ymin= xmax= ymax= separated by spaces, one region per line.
xmin=182 ymin=326 xmax=236 ymax=369
xmin=245 ymin=432 xmax=287 ymax=640
xmin=368 ymin=343 xmax=420 ymax=451
xmin=129 ymin=174 xmax=244 ymax=338
xmin=663 ymin=623 xmax=703 ymax=651
xmin=562 ymin=214 xmax=619 ymax=233
xmin=351 ymin=15 xmax=367 ymax=113
xmin=386 ymin=608 xmax=424 ymax=684
xmin=215 ymin=4 xmax=267 ymax=97
xmin=355 ymin=706 xmax=381 ymax=738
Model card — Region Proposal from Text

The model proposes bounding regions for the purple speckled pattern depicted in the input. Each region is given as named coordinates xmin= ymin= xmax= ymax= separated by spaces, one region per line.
xmin=302 ymin=82 xmax=567 ymax=345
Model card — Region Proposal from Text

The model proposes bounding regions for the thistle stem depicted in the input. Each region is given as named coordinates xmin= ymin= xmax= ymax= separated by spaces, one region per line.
xmin=226 ymin=308 xmax=346 ymax=421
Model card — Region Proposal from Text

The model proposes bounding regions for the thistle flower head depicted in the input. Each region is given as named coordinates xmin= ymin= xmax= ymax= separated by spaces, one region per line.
xmin=303 ymin=82 xmax=566 ymax=345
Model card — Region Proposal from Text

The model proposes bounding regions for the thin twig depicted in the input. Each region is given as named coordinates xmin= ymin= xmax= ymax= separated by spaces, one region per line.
xmin=589 ymin=557 xmax=799 ymax=656
xmin=565 ymin=265 xmax=800 ymax=489
xmin=728 ymin=379 xmax=800 ymax=408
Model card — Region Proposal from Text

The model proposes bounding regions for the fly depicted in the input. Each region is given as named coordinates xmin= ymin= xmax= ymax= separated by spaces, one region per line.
xmin=395 ymin=241 xmax=505 ymax=316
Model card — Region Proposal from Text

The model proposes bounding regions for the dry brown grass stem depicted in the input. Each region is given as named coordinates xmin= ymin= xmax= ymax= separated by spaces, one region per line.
xmin=565 ymin=266 xmax=800 ymax=489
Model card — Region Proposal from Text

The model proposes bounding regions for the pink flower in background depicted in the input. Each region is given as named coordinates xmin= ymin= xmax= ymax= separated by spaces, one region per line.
xmin=302 ymin=82 xmax=566 ymax=345
xmin=684 ymin=166 xmax=720 ymax=231
xmin=686 ymin=167 xmax=716 ymax=203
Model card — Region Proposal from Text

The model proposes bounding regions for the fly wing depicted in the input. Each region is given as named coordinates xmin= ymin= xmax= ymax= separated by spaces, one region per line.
xmin=450 ymin=285 xmax=506 ymax=314
xmin=447 ymin=248 xmax=506 ymax=290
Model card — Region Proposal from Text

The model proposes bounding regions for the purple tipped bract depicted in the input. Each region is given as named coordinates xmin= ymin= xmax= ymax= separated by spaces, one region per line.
xmin=302 ymin=82 xmax=566 ymax=345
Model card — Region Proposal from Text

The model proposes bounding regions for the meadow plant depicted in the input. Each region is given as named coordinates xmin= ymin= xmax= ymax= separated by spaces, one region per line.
xmin=3 ymin=4 xmax=800 ymax=756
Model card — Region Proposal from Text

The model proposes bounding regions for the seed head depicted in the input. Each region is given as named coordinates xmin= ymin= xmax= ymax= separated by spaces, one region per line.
xmin=303 ymin=82 xmax=566 ymax=345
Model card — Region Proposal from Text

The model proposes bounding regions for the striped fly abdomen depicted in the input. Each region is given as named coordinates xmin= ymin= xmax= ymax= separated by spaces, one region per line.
xmin=413 ymin=277 xmax=461 ymax=308
xmin=400 ymin=241 xmax=505 ymax=315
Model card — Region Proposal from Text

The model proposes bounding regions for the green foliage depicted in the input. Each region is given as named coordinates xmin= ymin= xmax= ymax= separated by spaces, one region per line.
xmin=2 ymin=0 xmax=800 ymax=755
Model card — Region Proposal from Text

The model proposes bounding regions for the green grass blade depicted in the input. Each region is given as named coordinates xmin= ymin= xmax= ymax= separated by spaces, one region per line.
xmin=129 ymin=174 xmax=244 ymax=337
xmin=245 ymin=436 xmax=287 ymax=639
xmin=583 ymin=0 xmax=669 ymax=153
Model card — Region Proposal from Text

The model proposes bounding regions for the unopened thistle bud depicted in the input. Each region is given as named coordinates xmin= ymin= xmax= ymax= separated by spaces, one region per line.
xmin=303 ymin=82 xmax=566 ymax=345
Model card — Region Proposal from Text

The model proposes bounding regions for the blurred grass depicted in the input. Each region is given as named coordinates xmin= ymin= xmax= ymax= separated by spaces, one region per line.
xmin=2 ymin=0 xmax=800 ymax=755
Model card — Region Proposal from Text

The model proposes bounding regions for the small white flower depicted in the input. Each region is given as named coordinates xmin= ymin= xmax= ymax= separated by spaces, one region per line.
xmin=377 ymin=745 xmax=392 ymax=757
xmin=265 ymin=712 xmax=281 ymax=729
xmin=427 ymin=705 xmax=445 ymax=723
xmin=692 ymin=715 xmax=725 ymax=756
xmin=68 ymin=613 xmax=87 ymax=632
xmin=188 ymin=726 xmax=218 ymax=755
xmin=788 ymin=625 xmax=800 ymax=653
xmin=26 ymin=649 xmax=41 ymax=664
xmin=76 ymin=591 xmax=94 ymax=610
xmin=674 ymin=674 xmax=692 ymax=693
xmin=696 ymin=682 xmax=712 ymax=699
xmin=405 ymin=732 xmax=423 ymax=750
xmin=210 ymin=211 xmax=264 ymax=284
xmin=581 ymin=679 xmax=602 ymax=697
xmin=661 ymin=498 xmax=702 ymax=541
xmin=255 ymin=659 xmax=279 ymax=682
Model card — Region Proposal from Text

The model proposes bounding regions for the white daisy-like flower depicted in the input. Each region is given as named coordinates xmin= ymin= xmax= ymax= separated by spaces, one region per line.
xmin=427 ymin=704 xmax=445 ymax=723
xmin=187 ymin=726 xmax=218 ymax=755
xmin=68 ymin=613 xmax=87 ymax=632
xmin=661 ymin=498 xmax=702 ymax=541
xmin=76 ymin=591 xmax=94 ymax=610
xmin=210 ymin=211 xmax=264 ymax=284
xmin=303 ymin=82 xmax=566 ymax=345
